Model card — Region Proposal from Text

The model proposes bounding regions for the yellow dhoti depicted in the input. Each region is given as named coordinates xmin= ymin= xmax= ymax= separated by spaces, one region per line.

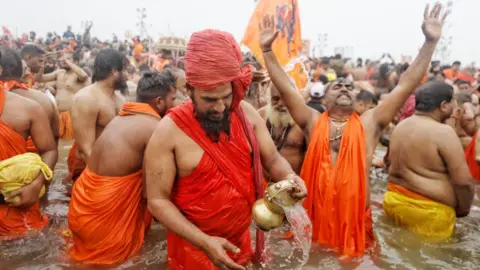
xmin=383 ymin=183 xmax=456 ymax=241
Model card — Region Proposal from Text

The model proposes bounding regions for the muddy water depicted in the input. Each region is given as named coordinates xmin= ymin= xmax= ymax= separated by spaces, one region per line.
xmin=2 ymin=142 xmax=480 ymax=270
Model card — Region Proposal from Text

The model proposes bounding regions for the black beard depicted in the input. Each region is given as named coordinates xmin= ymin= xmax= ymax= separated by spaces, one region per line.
xmin=194 ymin=104 xmax=231 ymax=142
xmin=114 ymin=77 xmax=128 ymax=96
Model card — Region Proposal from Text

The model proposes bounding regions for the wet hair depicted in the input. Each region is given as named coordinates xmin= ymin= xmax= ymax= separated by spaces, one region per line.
xmin=415 ymin=81 xmax=453 ymax=112
xmin=92 ymin=49 xmax=128 ymax=83
xmin=455 ymin=79 xmax=470 ymax=86
xmin=453 ymin=61 xmax=461 ymax=66
xmin=136 ymin=70 xmax=176 ymax=103
xmin=356 ymin=90 xmax=378 ymax=105
xmin=317 ymin=74 xmax=329 ymax=85
xmin=138 ymin=64 xmax=151 ymax=76
xmin=0 ymin=46 xmax=23 ymax=80
xmin=455 ymin=92 xmax=472 ymax=106
xmin=20 ymin=44 xmax=45 ymax=58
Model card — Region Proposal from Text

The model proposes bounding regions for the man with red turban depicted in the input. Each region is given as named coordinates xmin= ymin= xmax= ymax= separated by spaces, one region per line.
xmin=145 ymin=29 xmax=307 ymax=270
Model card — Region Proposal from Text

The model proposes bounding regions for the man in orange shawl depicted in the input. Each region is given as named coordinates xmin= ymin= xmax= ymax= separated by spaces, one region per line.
xmin=0 ymin=47 xmax=59 ymax=153
xmin=260 ymin=4 xmax=446 ymax=257
xmin=68 ymin=71 xmax=177 ymax=265
xmin=0 ymin=48 xmax=58 ymax=240
xmin=145 ymin=29 xmax=307 ymax=270
xmin=67 ymin=49 xmax=128 ymax=182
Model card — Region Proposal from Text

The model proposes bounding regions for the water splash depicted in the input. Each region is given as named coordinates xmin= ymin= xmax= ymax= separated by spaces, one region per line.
xmin=281 ymin=204 xmax=312 ymax=266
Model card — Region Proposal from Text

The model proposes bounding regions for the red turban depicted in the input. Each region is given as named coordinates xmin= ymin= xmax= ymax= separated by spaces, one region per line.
xmin=185 ymin=29 xmax=252 ymax=110
xmin=400 ymin=94 xmax=415 ymax=121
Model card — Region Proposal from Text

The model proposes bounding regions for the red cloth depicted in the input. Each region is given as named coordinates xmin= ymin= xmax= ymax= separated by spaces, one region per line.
xmin=465 ymin=132 xmax=480 ymax=182
xmin=166 ymin=100 xmax=263 ymax=269
xmin=400 ymin=95 xmax=416 ymax=121
xmin=0 ymin=89 xmax=48 ymax=239
xmin=185 ymin=30 xmax=252 ymax=110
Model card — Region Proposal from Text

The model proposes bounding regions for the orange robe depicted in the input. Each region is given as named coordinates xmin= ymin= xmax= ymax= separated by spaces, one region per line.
xmin=68 ymin=102 xmax=158 ymax=264
xmin=300 ymin=113 xmax=374 ymax=257
xmin=0 ymin=89 xmax=48 ymax=240
xmin=167 ymin=101 xmax=264 ymax=269
xmin=59 ymin=111 xmax=75 ymax=139
xmin=465 ymin=132 xmax=480 ymax=182
xmin=0 ymin=81 xmax=39 ymax=153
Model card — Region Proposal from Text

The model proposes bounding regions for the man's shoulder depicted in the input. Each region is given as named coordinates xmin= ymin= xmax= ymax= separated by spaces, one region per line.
xmin=6 ymin=90 xmax=43 ymax=117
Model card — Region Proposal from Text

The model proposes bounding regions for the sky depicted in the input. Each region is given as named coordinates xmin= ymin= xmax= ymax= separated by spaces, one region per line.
xmin=2 ymin=0 xmax=478 ymax=64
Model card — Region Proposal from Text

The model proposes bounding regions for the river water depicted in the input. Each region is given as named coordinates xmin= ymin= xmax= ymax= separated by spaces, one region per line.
xmin=1 ymin=141 xmax=480 ymax=270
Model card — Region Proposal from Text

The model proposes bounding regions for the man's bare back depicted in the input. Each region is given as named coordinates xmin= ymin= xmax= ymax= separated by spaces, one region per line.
xmin=11 ymin=88 xmax=60 ymax=141
xmin=71 ymin=83 xmax=125 ymax=161
xmin=88 ymin=114 xmax=157 ymax=177
xmin=2 ymin=91 xmax=45 ymax=139
xmin=389 ymin=115 xmax=457 ymax=207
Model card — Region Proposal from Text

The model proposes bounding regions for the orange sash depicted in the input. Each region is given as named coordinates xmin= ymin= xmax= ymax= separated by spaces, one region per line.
xmin=387 ymin=183 xmax=432 ymax=201
xmin=68 ymin=168 xmax=152 ymax=265
xmin=465 ymin=132 xmax=480 ymax=182
xmin=300 ymin=112 xmax=374 ymax=257
xmin=0 ymin=89 xmax=48 ymax=240
xmin=118 ymin=102 xmax=161 ymax=119
xmin=59 ymin=111 xmax=75 ymax=139
xmin=1 ymin=80 xmax=29 ymax=91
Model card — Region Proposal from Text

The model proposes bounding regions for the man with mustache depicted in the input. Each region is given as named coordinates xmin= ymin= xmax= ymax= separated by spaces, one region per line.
xmin=68 ymin=49 xmax=128 ymax=182
xmin=34 ymin=50 xmax=89 ymax=139
xmin=145 ymin=29 xmax=307 ymax=270
xmin=260 ymin=3 xmax=447 ymax=257
xmin=258 ymin=83 xmax=306 ymax=175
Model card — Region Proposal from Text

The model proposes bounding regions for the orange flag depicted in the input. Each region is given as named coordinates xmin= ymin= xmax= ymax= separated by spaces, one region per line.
xmin=242 ymin=0 xmax=302 ymax=68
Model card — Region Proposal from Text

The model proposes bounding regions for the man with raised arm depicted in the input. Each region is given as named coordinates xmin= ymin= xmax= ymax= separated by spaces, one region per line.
xmin=259 ymin=3 xmax=447 ymax=257
xmin=35 ymin=51 xmax=89 ymax=139
xmin=145 ymin=29 xmax=307 ymax=270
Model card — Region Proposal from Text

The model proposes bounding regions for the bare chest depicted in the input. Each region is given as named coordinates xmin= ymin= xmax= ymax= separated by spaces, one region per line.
xmin=56 ymin=72 xmax=86 ymax=93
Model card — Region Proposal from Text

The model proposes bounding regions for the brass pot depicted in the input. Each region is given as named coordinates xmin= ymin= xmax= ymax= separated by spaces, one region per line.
xmin=252 ymin=199 xmax=285 ymax=231
xmin=252 ymin=179 xmax=299 ymax=231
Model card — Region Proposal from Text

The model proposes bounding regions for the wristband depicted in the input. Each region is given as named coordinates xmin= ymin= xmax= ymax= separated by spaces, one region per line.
xmin=262 ymin=48 xmax=272 ymax=53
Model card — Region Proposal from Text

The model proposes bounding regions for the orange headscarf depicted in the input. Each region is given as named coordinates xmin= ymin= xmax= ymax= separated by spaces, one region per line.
xmin=185 ymin=30 xmax=252 ymax=110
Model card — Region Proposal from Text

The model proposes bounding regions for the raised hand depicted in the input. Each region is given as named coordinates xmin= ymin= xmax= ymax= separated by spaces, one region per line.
xmin=422 ymin=3 xmax=449 ymax=42
xmin=259 ymin=14 xmax=279 ymax=52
